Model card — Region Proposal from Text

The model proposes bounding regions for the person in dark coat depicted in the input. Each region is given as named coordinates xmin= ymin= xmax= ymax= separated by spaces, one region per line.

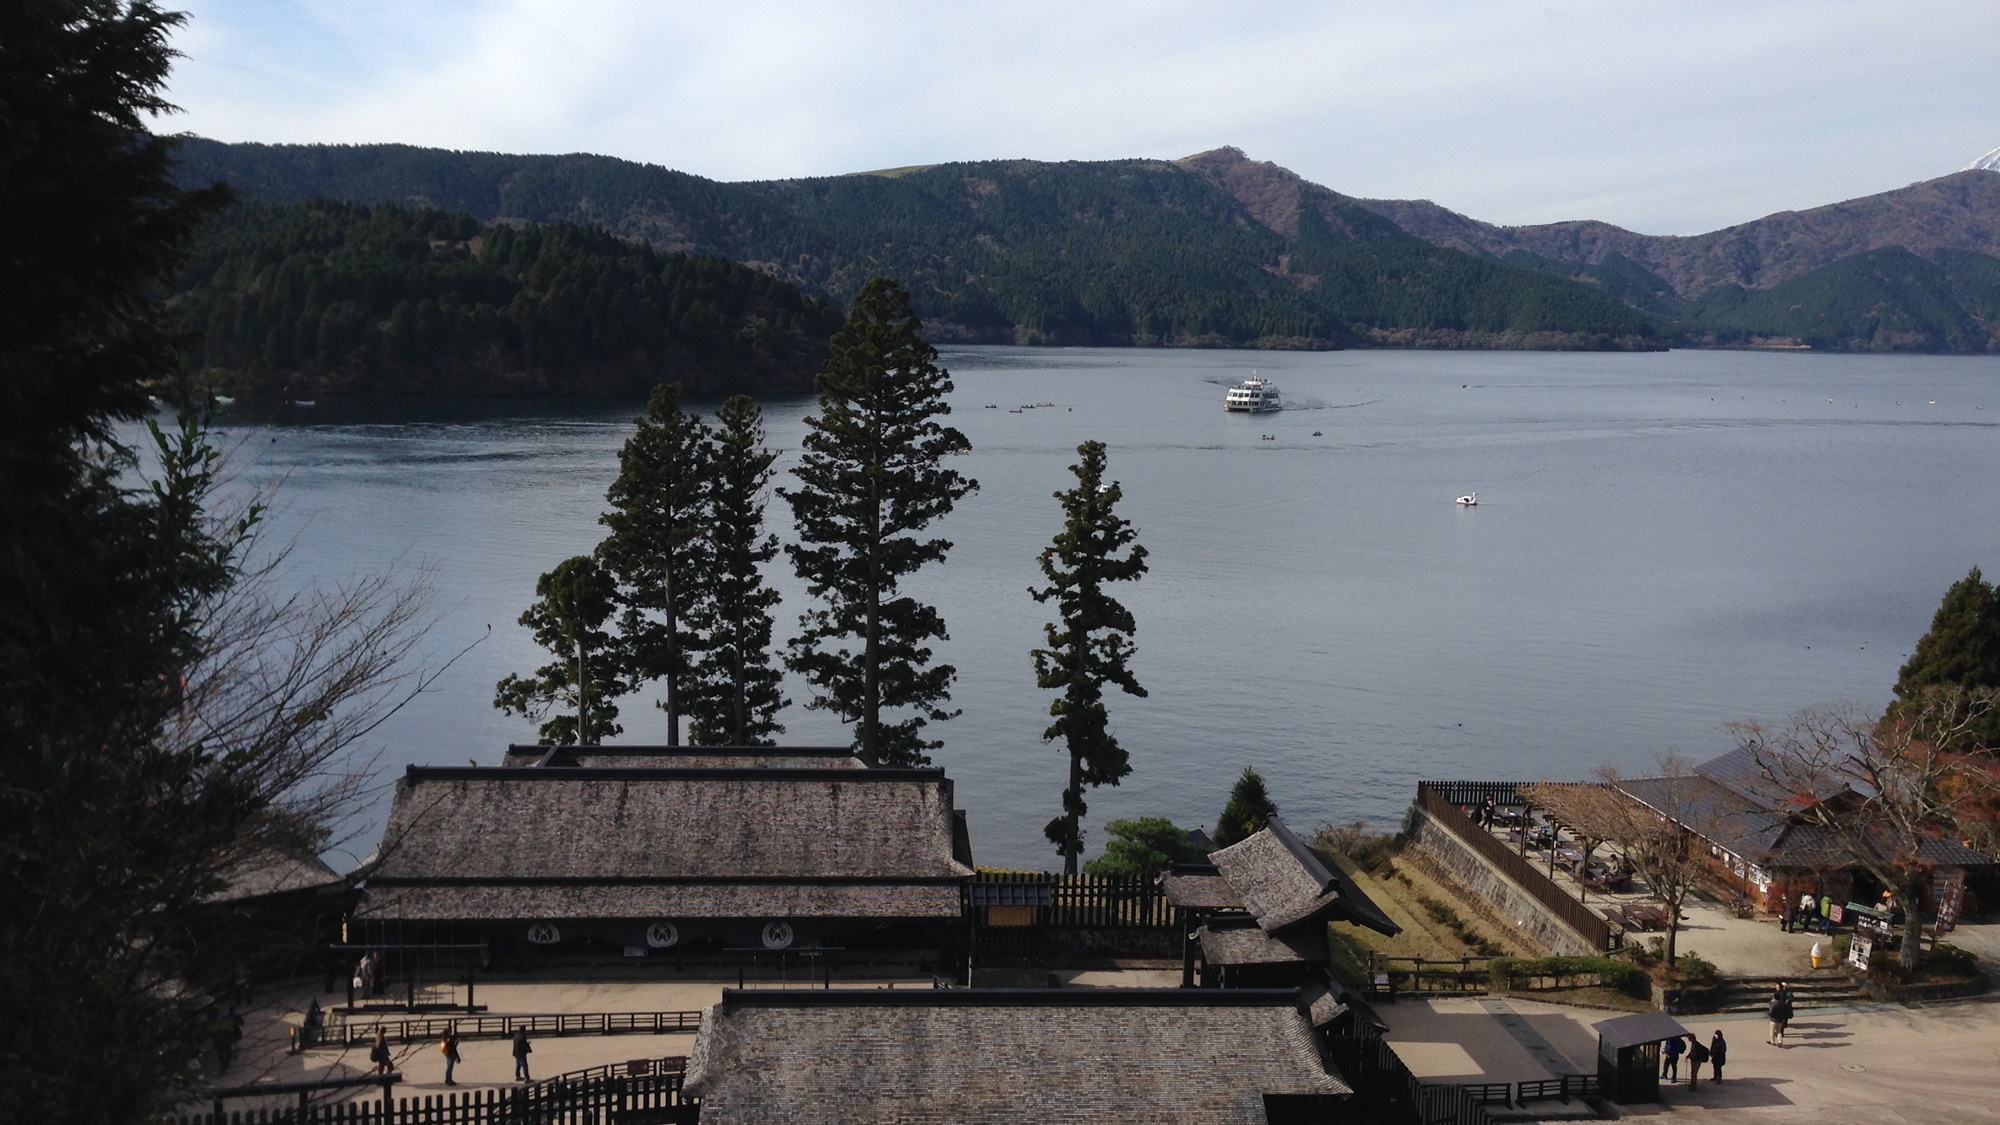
xmin=1685 ymin=1035 xmax=1709 ymax=1087
xmin=1780 ymin=901 xmax=1796 ymax=933
xmin=1709 ymin=1029 xmax=1728 ymax=1081
xmin=369 ymin=1028 xmax=393 ymax=1076
xmin=442 ymin=1026 xmax=462 ymax=1086
xmin=1768 ymin=983 xmax=1795 ymax=1046
xmin=1660 ymin=1034 xmax=1683 ymax=1080
xmin=512 ymin=1027 xmax=533 ymax=1082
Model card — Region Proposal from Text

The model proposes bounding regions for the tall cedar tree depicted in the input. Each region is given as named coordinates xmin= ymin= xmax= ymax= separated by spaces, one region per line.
xmin=2 ymin=1 xmax=242 ymax=1118
xmin=1889 ymin=567 xmax=2000 ymax=748
xmin=1032 ymin=441 xmax=1149 ymax=874
xmin=686 ymin=395 xmax=787 ymax=745
xmin=601 ymin=382 xmax=712 ymax=743
xmin=1213 ymin=767 xmax=1279 ymax=847
xmin=494 ymin=554 xmax=627 ymax=744
xmin=782 ymin=278 xmax=977 ymax=766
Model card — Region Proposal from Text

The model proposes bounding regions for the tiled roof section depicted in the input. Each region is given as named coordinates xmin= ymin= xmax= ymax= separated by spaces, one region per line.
xmin=1211 ymin=818 xmax=1343 ymax=932
xmin=684 ymin=989 xmax=1349 ymax=1123
xmin=500 ymin=744 xmax=863 ymax=769
xmin=358 ymin=881 xmax=963 ymax=921
xmin=1164 ymin=872 xmax=1243 ymax=910
xmin=209 ymin=848 xmax=345 ymax=902
xmin=1197 ymin=923 xmax=1328 ymax=966
xmin=359 ymin=766 xmax=972 ymax=921
xmin=1694 ymin=746 xmax=1845 ymax=807
xmin=1617 ymin=775 xmax=1992 ymax=869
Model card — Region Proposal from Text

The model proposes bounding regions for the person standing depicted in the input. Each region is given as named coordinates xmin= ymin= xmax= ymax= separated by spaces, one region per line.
xmin=1799 ymin=890 xmax=1817 ymax=932
xmin=1780 ymin=900 xmax=1796 ymax=933
xmin=1685 ymin=1034 xmax=1709 ymax=1088
xmin=1768 ymin=983 xmax=1794 ymax=1046
xmin=1660 ymin=1034 xmax=1683 ymax=1080
xmin=1709 ymin=1030 xmax=1728 ymax=1082
xmin=512 ymin=1027 xmax=533 ymax=1082
xmin=441 ymin=1026 xmax=462 ymax=1086
xmin=369 ymin=1029 xmax=393 ymax=1076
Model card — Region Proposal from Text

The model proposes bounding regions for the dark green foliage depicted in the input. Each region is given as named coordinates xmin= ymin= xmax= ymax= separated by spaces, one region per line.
xmin=600 ymin=383 xmax=712 ymax=744
xmin=1488 ymin=956 xmax=1651 ymax=997
xmin=1213 ymin=767 xmax=1279 ymax=847
xmin=1286 ymin=202 xmax=1661 ymax=344
xmin=1888 ymin=568 xmax=2000 ymax=747
xmin=1690 ymin=247 xmax=2000 ymax=351
xmin=1498 ymin=249 xmax=1693 ymax=321
xmin=782 ymin=278 xmax=977 ymax=766
xmin=170 ymin=199 xmax=841 ymax=396
xmin=1 ymin=2 xmax=244 ymax=1119
xmin=685 ymin=395 xmax=787 ymax=746
xmin=173 ymin=141 xmax=1678 ymax=351
xmin=1032 ymin=441 xmax=1149 ymax=873
xmin=1083 ymin=817 xmax=1209 ymax=881
xmin=494 ymin=554 xmax=627 ymax=744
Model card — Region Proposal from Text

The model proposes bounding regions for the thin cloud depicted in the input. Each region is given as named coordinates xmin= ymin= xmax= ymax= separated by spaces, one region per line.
xmin=169 ymin=0 xmax=2000 ymax=234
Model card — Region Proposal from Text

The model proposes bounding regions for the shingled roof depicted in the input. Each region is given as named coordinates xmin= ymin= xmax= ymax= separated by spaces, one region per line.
xmin=1621 ymin=752 xmax=1992 ymax=870
xmin=1208 ymin=816 xmax=1399 ymax=937
xmin=1196 ymin=921 xmax=1328 ymax=966
xmin=499 ymin=744 xmax=864 ymax=769
xmin=359 ymin=765 xmax=972 ymax=921
xmin=683 ymin=988 xmax=1350 ymax=1123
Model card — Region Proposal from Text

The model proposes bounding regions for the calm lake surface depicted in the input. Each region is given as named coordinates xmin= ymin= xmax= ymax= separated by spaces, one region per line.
xmin=222 ymin=347 xmax=2000 ymax=870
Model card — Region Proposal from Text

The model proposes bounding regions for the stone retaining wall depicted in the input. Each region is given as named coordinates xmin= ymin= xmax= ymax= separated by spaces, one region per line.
xmin=1411 ymin=808 xmax=1600 ymax=958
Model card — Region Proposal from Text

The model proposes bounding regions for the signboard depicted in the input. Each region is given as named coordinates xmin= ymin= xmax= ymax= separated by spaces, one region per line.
xmin=1938 ymin=872 xmax=1966 ymax=933
xmin=1827 ymin=902 xmax=1844 ymax=925
xmin=1848 ymin=935 xmax=1872 ymax=971
xmin=761 ymin=921 xmax=795 ymax=950
xmin=645 ymin=922 xmax=680 ymax=949
xmin=526 ymin=923 xmax=561 ymax=945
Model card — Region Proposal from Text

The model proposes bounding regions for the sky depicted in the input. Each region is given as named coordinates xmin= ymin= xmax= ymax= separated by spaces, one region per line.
xmin=165 ymin=0 xmax=2000 ymax=236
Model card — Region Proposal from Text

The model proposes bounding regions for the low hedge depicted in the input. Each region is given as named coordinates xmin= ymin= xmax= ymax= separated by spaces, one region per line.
xmin=1489 ymin=956 xmax=1650 ymax=999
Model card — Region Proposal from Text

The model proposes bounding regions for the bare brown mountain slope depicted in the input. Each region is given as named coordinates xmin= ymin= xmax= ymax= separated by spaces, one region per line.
xmin=1175 ymin=146 xmax=1384 ymax=240
xmin=1351 ymin=170 xmax=2000 ymax=298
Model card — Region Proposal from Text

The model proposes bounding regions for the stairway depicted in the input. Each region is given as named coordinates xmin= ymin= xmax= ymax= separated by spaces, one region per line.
xmin=1712 ymin=973 xmax=1869 ymax=1013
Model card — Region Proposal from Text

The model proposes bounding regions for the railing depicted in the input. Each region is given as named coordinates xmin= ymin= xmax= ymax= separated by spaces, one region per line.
xmin=1416 ymin=784 xmax=1614 ymax=953
xmin=321 ymin=1010 xmax=704 ymax=1048
xmin=1516 ymin=1074 xmax=1601 ymax=1104
xmin=1369 ymin=955 xmax=1492 ymax=995
xmin=167 ymin=1071 xmax=696 ymax=1125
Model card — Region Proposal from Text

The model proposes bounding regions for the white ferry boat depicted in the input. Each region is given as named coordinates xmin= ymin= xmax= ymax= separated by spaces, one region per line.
xmin=1224 ymin=376 xmax=1281 ymax=413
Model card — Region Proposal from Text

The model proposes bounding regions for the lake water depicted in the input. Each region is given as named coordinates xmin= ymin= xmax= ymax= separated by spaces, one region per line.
xmin=222 ymin=347 xmax=2000 ymax=870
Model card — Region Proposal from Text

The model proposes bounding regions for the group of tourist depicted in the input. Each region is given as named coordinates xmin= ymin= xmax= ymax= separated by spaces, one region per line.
xmin=1659 ymin=1029 xmax=1728 ymax=1086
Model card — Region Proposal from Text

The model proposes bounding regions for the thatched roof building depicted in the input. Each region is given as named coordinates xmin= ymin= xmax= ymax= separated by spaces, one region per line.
xmin=499 ymin=743 xmax=864 ymax=770
xmin=357 ymin=761 xmax=973 ymax=951
xmin=683 ymin=988 xmax=1350 ymax=1123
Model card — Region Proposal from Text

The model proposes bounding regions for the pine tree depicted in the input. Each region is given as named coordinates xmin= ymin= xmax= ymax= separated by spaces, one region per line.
xmin=1213 ymin=767 xmax=1278 ymax=847
xmin=494 ymin=554 xmax=627 ymax=744
xmin=601 ymin=382 xmax=712 ymax=744
xmin=781 ymin=277 xmax=977 ymax=766
xmin=1032 ymin=441 xmax=1149 ymax=874
xmin=686 ymin=394 xmax=787 ymax=746
xmin=1889 ymin=567 xmax=2000 ymax=747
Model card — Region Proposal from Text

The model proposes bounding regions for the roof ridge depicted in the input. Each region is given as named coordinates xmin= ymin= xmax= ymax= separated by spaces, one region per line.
xmin=716 ymin=987 xmax=1306 ymax=1011
xmin=406 ymin=765 xmax=944 ymax=783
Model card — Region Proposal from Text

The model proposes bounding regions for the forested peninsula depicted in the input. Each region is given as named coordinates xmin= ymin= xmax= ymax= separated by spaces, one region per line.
xmin=171 ymin=200 xmax=844 ymax=398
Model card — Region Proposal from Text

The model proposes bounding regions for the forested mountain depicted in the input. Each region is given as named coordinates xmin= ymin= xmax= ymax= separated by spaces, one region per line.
xmin=1352 ymin=170 xmax=2000 ymax=298
xmin=172 ymin=138 xmax=2000 ymax=355
xmin=1690 ymin=247 xmax=2000 ymax=351
xmin=170 ymin=200 xmax=843 ymax=397
xmin=171 ymin=138 xmax=1664 ymax=351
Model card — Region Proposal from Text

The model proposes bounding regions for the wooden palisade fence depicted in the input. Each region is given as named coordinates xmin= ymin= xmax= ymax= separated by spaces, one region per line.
xmin=1415 ymin=783 xmax=1614 ymax=953
xmin=967 ymin=871 xmax=1174 ymax=928
xmin=172 ymin=1069 xmax=695 ymax=1125
xmin=320 ymin=1011 xmax=704 ymax=1048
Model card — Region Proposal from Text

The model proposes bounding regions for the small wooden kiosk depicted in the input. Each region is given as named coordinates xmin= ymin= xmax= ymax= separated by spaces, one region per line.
xmin=1591 ymin=1011 xmax=1692 ymax=1105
